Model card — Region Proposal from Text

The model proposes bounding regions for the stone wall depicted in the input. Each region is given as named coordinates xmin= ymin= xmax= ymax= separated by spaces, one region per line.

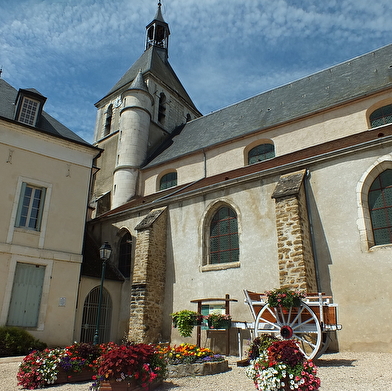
xmin=272 ymin=170 xmax=318 ymax=292
xmin=128 ymin=207 xmax=167 ymax=343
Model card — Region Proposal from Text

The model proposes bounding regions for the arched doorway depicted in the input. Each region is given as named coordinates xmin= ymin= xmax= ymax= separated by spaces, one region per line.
xmin=80 ymin=286 xmax=112 ymax=343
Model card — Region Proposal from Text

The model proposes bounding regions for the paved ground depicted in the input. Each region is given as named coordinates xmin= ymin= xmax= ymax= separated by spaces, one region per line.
xmin=2 ymin=352 xmax=392 ymax=390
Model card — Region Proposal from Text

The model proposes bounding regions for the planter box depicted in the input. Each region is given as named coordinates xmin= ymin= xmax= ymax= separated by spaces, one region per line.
xmin=98 ymin=378 xmax=162 ymax=391
xmin=207 ymin=319 xmax=231 ymax=329
xmin=54 ymin=368 xmax=94 ymax=384
xmin=167 ymin=360 xmax=229 ymax=378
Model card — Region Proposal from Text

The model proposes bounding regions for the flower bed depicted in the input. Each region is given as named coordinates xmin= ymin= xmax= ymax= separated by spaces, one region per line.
xmin=90 ymin=343 xmax=165 ymax=391
xmin=246 ymin=336 xmax=320 ymax=391
xmin=16 ymin=342 xmax=164 ymax=390
xmin=17 ymin=342 xmax=103 ymax=389
xmin=159 ymin=343 xmax=228 ymax=378
xmin=17 ymin=342 xmax=227 ymax=389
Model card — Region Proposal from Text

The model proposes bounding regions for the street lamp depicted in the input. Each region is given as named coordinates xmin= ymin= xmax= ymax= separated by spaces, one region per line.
xmin=93 ymin=241 xmax=112 ymax=345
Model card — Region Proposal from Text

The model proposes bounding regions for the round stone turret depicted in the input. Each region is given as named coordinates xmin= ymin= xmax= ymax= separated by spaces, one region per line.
xmin=112 ymin=71 xmax=153 ymax=208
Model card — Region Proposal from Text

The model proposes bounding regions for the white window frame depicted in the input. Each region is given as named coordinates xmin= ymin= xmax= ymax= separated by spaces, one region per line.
xmin=15 ymin=183 xmax=46 ymax=231
xmin=18 ymin=96 xmax=40 ymax=126
xmin=7 ymin=177 xmax=52 ymax=248
xmin=356 ymin=156 xmax=392 ymax=251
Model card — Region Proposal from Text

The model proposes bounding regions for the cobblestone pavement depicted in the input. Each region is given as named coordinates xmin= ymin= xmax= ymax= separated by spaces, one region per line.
xmin=2 ymin=352 xmax=392 ymax=391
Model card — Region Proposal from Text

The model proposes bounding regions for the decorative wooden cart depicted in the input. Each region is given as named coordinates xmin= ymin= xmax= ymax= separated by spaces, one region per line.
xmin=244 ymin=290 xmax=342 ymax=359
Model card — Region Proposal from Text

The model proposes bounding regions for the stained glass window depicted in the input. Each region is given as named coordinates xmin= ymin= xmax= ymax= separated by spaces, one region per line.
xmin=369 ymin=169 xmax=392 ymax=245
xmin=209 ymin=206 xmax=239 ymax=264
xmin=370 ymin=104 xmax=392 ymax=128
xmin=159 ymin=172 xmax=177 ymax=190
xmin=248 ymin=144 xmax=275 ymax=165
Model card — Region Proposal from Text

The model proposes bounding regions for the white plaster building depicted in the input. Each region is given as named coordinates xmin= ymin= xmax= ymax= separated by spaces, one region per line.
xmin=0 ymin=79 xmax=98 ymax=346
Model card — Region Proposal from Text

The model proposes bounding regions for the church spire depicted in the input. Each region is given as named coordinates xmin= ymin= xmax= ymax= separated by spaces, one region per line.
xmin=145 ymin=2 xmax=170 ymax=60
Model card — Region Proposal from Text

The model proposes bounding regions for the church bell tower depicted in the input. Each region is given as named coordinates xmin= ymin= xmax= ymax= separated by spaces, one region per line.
xmin=91 ymin=1 xmax=200 ymax=214
xmin=145 ymin=2 xmax=170 ymax=61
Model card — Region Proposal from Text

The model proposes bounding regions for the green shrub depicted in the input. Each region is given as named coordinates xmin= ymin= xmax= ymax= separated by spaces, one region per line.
xmin=0 ymin=326 xmax=47 ymax=357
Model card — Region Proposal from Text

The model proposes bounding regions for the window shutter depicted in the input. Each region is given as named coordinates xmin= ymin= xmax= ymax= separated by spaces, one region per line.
xmin=15 ymin=182 xmax=27 ymax=227
xmin=7 ymin=263 xmax=46 ymax=327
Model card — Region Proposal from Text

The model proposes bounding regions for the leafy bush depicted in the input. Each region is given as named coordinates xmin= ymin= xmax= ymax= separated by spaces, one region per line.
xmin=0 ymin=326 xmax=46 ymax=357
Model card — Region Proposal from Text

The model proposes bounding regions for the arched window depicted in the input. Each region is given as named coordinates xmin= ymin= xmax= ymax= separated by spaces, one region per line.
xmin=80 ymin=286 xmax=112 ymax=344
xmin=104 ymin=104 xmax=113 ymax=136
xmin=158 ymin=93 xmax=166 ymax=124
xmin=209 ymin=206 xmax=239 ymax=264
xmin=248 ymin=143 xmax=275 ymax=165
xmin=159 ymin=172 xmax=177 ymax=190
xmin=370 ymin=104 xmax=392 ymax=128
xmin=369 ymin=169 xmax=392 ymax=245
xmin=118 ymin=232 xmax=132 ymax=278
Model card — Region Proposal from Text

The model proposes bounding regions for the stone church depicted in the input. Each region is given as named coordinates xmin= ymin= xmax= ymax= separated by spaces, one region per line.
xmin=77 ymin=3 xmax=392 ymax=354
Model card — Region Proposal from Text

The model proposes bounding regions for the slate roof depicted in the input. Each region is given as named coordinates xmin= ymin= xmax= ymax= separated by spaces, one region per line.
xmin=0 ymin=78 xmax=91 ymax=146
xmin=145 ymin=43 xmax=392 ymax=168
xmin=96 ymin=46 xmax=199 ymax=113
xmin=96 ymin=122 xmax=392 ymax=220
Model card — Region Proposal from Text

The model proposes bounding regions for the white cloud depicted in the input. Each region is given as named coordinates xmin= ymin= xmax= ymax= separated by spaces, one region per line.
xmin=0 ymin=0 xmax=391 ymax=143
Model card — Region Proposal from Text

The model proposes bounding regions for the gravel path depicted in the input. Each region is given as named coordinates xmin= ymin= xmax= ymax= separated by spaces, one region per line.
xmin=2 ymin=352 xmax=392 ymax=391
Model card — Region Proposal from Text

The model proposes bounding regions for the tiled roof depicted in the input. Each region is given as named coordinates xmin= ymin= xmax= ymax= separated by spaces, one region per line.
xmin=146 ymin=43 xmax=392 ymax=167
xmin=0 ymin=78 xmax=92 ymax=146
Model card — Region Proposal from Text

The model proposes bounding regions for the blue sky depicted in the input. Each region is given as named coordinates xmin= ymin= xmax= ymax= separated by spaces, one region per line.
xmin=1 ymin=0 xmax=391 ymax=143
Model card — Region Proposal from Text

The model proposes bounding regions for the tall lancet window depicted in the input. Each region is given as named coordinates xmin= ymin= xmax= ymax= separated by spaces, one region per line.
xmin=104 ymin=104 xmax=113 ymax=136
xmin=158 ymin=93 xmax=166 ymax=124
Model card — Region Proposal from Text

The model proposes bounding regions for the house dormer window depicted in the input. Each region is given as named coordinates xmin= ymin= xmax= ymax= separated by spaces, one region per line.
xmin=19 ymin=97 xmax=39 ymax=126
xmin=14 ymin=88 xmax=47 ymax=127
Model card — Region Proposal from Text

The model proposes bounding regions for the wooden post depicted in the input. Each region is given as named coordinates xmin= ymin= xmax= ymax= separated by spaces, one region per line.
xmin=225 ymin=294 xmax=230 ymax=356
xmin=191 ymin=295 xmax=238 ymax=355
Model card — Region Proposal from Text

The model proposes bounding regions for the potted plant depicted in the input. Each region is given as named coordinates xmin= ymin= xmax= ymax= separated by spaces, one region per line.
xmin=171 ymin=310 xmax=203 ymax=337
xmin=17 ymin=347 xmax=66 ymax=389
xmin=17 ymin=342 xmax=103 ymax=389
xmin=92 ymin=342 xmax=165 ymax=391
xmin=265 ymin=287 xmax=306 ymax=308
xmin=56 ymin=342 xmax=101 ymax=382
xmin=205 ymin=313 xmax=232 ymax=329
xmin=245 ymin=337 xmax=320 ymax=391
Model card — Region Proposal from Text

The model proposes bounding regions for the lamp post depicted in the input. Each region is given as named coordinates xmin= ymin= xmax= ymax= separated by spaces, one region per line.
xmin=93 ymin=241 xmax=112 ymax=345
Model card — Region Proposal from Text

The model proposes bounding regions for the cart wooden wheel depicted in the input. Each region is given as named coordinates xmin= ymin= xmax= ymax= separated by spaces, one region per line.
xmin=254 ymin=302 xmax=322 ymax=360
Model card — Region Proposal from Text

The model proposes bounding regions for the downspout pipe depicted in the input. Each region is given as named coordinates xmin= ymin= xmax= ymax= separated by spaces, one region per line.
xmin=304 ymin=169 xmax=321 ymax=292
